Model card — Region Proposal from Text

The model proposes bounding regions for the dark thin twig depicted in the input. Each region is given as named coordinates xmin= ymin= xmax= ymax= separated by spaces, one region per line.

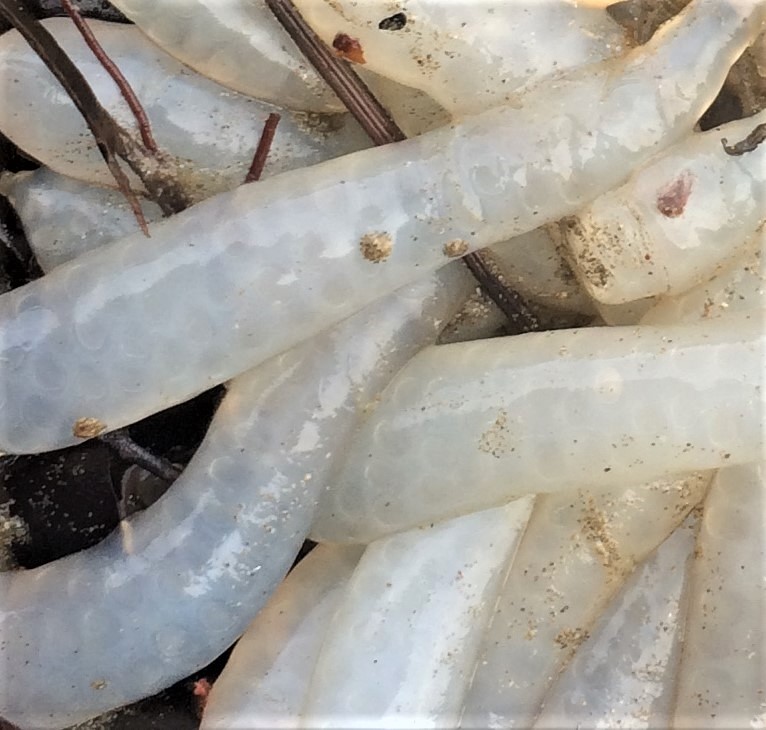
xmin=60 ymin=0 xmax=159 ymax=153
xmin=0 ymin=0 xmax=150 ymax=234
xmin=105 ymin=155 xmax=151 ymax=236
xmin=721 ymin=122 xmax=766 ymax=156
xmin=462 ymin=252 xmax=540 ymax=334
xmin=0 ymin=0 xmax=190 ymax=219
xmin=99 ymin=429 xmax=183 ymax=483
xmin=244 ymin=113 xmax=281 ymax=183
xmin=266 ymin=0 xmax=539 ymax=332
xmin=265 ymin=0 xmax=405 ymax=145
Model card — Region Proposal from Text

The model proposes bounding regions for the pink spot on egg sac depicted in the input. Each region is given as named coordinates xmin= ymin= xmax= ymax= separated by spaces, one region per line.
xmin=656 ymin=170 xmax=694 ymax=217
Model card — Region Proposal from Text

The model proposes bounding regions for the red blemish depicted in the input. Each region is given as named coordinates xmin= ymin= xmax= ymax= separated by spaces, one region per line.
xmin=656 ymin=170 xmax=694 ymax=217
xmin=192 ymin=678 xmax=213 ymax=717
xmin=332 ymin=33 xmax=366 ymax=64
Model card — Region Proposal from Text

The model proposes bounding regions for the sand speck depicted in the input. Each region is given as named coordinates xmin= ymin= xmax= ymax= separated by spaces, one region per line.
xmin=360 ymin=232 xmax=393 ymax=263
xmin=73 ymin=417 xmax=107 ymax=439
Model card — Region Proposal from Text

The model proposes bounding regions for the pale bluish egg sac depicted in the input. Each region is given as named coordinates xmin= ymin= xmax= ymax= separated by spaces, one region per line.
xmin=0 ymin=1 xmax=763 ymax=728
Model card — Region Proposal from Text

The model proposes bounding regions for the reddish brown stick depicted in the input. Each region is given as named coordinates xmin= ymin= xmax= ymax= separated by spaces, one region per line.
xmin=60 ymin=0 xmax=158 ymax=154
xmin=244 ymin=113 xmax=281 ymax=183
xmin=265 ymin=0 xmax=405 ymax=146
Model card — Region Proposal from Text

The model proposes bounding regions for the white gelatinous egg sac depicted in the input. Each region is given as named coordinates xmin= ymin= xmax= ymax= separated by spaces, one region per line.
xmin=0 ymin=1 xmax=763 ymax=728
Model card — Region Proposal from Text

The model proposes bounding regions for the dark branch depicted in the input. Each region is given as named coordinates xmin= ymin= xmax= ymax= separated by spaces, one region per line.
xmin=265 ymin=0 xmax=405 ymax=145
xmin=0 ymin=0 xmax=152 ymax=233
xmin=0 ymin=0 xmax=190 ymax=219
xmin=721 ymin=122 xmax=766 ymax=156
xmin=99 ymin=429 xmax=182 ymax=483
xmin=462 ymin=251 xmax=540 ymax=334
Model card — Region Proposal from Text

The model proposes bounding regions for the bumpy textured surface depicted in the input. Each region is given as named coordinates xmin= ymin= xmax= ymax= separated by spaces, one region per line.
xmin=460 ymin=473 xmax=710 ymax=729
xmin=314 ymin=315 xmax=762 ymax=542
xmin=202 ymin=545 xmax=363 ymax=729
xmin=673 ymin=464 xmax=765 ymax=729
xmin=533 ymin=513 xmax=699 ymax=729
xmin=302 ymin=500 xmax=534 ymax=728
xmin=0 ymin=138 xmax=483 ymax=454
xmin=0 ymin=267 xmax=472 ymax=728
xmin=564 ymin=110 xmax=766 ymax=303
xmin=0 ymin=20 xmax=370 ymax=200
xmin=0 ymin=0 xmax=757 ymax=454
xmin=0 ymin=168 xmax=164 ymax=271
xmin=109 ymin=0 xmax=343 ymax=112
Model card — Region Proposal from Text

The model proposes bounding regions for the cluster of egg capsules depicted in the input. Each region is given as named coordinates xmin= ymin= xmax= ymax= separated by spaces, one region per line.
xmin=0 ymin=1 xmax=763 ymax=727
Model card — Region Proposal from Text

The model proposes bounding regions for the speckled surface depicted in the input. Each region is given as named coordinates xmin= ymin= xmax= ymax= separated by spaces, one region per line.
xmin=315 ymin=315 xmax=763 ymax=541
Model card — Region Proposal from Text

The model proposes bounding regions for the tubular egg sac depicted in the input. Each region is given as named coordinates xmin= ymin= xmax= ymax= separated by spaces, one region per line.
xmin=0 ymin=1 xmax=763 ymax=728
